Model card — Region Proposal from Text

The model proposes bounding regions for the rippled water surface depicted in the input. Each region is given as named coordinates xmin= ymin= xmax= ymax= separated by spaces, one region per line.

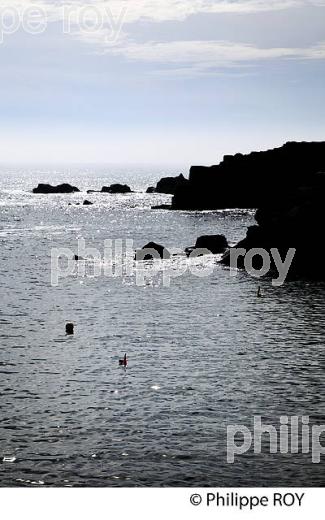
xmin=1 ymin=165 xmax=325 ymax=487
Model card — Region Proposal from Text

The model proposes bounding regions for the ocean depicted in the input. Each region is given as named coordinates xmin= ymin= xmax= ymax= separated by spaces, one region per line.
xmin=1 ymin=165 xmax=325 ymax=487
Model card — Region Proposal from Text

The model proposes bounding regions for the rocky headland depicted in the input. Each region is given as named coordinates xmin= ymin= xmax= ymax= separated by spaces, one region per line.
xmin=172 ymin=141 xmax=325 ymax=210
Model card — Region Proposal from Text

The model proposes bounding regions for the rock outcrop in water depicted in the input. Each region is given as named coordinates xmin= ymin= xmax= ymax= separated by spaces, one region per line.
xmin=187 ymin=235 xmax=228 ymax=256
xmin=101 ymin=184 xmax=132 ymax=194
xmin=221 ymin=171 xmax=325 ymax=279
xmin=135 ymin=242 xmax=171 ymax=261
xmin=147 ymin=174 xmax=188 ymax=195
xmin=172 ymin=141 xmax=325 ymax=210
xmin=33 ymin=183 xmax=80 ymax=194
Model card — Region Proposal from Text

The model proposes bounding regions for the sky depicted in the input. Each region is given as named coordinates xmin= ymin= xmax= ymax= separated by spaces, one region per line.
xmin=0 ymin=0 xmax=324 ymax=166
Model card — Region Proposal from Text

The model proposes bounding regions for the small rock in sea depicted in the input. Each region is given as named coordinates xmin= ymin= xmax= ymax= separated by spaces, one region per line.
xmin=101 ymin=184 xmax=132 ymax=194
xmin=148 ymin=174 xmax=188 ymax=195
xmin=146 ymin=186 xmax=156 ymax=193
xmin=186 ymin=235 xmax=228 ymax=256
xmin=74 ymin=255 xmax=83 ymax=261
xmin=184 ymin=246 xmax=194 ymax=256
xmin=83 ymin=200 xmax=93 ymax=205
xmin=135 ymin=242 xmax=171 ymax=261
xmin=33 ymin=183 xmax=80 ymax=194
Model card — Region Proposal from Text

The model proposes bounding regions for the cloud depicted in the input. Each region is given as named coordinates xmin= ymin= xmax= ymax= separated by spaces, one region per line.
xmin=1 ymin=1 xmax=325 ymax=75
xmin=0 ymin=0 xmax=322 ymax=27
xmin=1 ymin=1 xmax=325 ymax=47
xmin=81 ymin=38 xmax=325 ymax=75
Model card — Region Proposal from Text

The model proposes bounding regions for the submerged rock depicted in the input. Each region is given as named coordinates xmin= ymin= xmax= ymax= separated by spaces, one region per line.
xmin=135 ymin=242 xmax=171 ymax=261
xmin=33 ymin=183 xmax=80 ymax=194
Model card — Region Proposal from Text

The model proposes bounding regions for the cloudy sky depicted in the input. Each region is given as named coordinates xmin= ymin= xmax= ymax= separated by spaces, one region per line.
xmin=0 ymin=0 xmax=324 ymax=165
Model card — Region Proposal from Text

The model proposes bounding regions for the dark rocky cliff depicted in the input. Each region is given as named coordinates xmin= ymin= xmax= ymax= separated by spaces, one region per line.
xmin=220 ymin=170 xmax=325 ymax=279
xmin=172 ymin=141 xmax=325 ymax=210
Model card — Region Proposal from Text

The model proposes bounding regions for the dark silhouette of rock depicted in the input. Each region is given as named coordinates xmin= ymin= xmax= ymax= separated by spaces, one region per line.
xmin=194 ymin=235 xmax=228 ymax=254
xmin=220 ymin=177 xmax=325 ymax=279
xmin=101 ymin=184 xmax=132 ymax=194
xmin=148 ymin=174 xmax=188 ymax=195
xmin=33 ymin=183 xmax=80 ymax=194
xmin=135 ymin=242 xmax=171 ymax=261
xmin=74 ymin=255 xmax=83 ymax=261
xmin=87 ymin=190 xmax=96 ymax=194
xmin=83 ymin=200 xmax=93 ymax=205
xmin=151 ymin=204 xmax=172 ymax=210
xmin=172 ymin=141 xmax=325 ymax=210
xmin=185 ymin=235 xmax=228 ymax=256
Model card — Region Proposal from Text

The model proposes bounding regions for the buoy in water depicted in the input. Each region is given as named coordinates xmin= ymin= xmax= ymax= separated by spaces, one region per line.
xmin=3 ymin=456 xmax=16 ymax=463
xmin=119 ymin=354 xmax=127 ymax=367
xmin=66 ymin=323 xmax=74 ymax=335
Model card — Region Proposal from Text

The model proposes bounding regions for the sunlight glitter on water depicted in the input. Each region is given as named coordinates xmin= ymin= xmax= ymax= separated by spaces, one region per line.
xmin=1 ymin=167 xmax=325 ymax=487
